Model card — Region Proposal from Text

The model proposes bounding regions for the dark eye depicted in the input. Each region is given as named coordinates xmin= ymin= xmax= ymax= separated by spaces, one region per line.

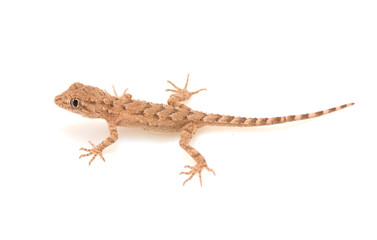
xmin=70 ymin=98 xmax=80 ymax=108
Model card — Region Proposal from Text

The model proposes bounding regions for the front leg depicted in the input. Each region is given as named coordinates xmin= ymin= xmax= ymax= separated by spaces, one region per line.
xmin=79 ymin=121 xmax=118 ymax=165
xmin=166 ymin=73 xmax=206 ymax=107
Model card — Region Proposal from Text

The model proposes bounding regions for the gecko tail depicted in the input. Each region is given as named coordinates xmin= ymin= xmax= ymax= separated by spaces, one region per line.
xmin=203 ymin=103 xmax=355 ymax=127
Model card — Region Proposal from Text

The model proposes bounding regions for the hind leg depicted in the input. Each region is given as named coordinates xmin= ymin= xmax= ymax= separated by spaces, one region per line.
xmin=179 ymin=122 xmax=215 ymax=186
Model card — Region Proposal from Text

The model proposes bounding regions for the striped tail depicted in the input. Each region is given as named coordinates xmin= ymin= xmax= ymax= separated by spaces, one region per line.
xmin=203 ymin=103 xmax=354 ymax=127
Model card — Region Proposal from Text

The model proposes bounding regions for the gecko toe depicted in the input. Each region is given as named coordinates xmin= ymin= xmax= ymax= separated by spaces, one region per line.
xmin=165 ymin=88 xmax=178 ymax=93
xmin=198 ymin=172 xmax=203 ymax=186
xmin=180 ymin=170 xmax=193 ymax=175
xmin=88 ymin=155 xmax=96 ymax=166
xmin=182 ymin=174 xmax=195 ymax=186
xmin=99 ymin=153 xmax=106 ymax=162
xmin=79 ymin=147 xmax=91 ymax=152
xmin=79 ymin=152 xmax=92 ymax=159
xmin=206 ymin=167 xmax=216 ymax=176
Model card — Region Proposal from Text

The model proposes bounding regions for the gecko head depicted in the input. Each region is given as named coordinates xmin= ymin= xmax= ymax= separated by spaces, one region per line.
xmin=54 ymin=82 xmax=114 ymax=119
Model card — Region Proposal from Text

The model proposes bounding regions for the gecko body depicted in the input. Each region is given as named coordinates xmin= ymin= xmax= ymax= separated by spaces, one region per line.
xmin=54 ymin=74 xmax=354 ymax=185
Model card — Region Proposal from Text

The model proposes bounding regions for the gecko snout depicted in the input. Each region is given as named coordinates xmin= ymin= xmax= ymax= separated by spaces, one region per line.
xmin=54 ymin=95 xmax=59 ymax=104
xmin=54 ymin=95 xmax=64 ymax=108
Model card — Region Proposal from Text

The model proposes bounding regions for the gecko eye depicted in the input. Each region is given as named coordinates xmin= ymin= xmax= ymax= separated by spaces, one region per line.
xmin=70 ymin=98 xmax=80 ymax=108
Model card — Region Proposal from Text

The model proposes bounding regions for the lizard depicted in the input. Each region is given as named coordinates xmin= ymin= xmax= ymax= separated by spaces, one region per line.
xmin=54 ymin=74 xmax=354 ymax=186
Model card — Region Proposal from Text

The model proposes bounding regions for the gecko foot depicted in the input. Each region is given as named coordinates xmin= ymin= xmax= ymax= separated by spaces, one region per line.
xmin=166 ymin=73 xmax=206 ymax=101
xmin=79 ymin=141 xmax=105 ymax=166
xmin=180 ymin=162 xmax=216 ymax=186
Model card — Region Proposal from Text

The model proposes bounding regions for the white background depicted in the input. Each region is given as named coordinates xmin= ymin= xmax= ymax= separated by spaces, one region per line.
xmin=0 ymin=1 xmax=376 ymax=239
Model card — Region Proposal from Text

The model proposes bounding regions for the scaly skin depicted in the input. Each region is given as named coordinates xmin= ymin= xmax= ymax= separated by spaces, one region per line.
xmin=54 ymin=74 xmax=354 ymax=186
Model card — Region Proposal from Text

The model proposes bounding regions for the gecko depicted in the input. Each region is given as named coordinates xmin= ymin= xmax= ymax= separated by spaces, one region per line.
xmin=54 ymin=74 xmax=354 ymax=186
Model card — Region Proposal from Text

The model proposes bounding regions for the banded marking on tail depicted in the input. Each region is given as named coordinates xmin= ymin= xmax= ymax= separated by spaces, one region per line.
xmin=202 ymin=103 xmax=354 ymax=127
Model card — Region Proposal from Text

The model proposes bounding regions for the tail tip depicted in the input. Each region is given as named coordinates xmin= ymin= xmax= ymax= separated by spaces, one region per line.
xmin=341 ymin=102 xmax=354 ymax=109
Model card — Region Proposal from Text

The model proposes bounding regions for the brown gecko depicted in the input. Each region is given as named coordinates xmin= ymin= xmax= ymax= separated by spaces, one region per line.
xmin=54 ymin=74 xmax=354 ymax=186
